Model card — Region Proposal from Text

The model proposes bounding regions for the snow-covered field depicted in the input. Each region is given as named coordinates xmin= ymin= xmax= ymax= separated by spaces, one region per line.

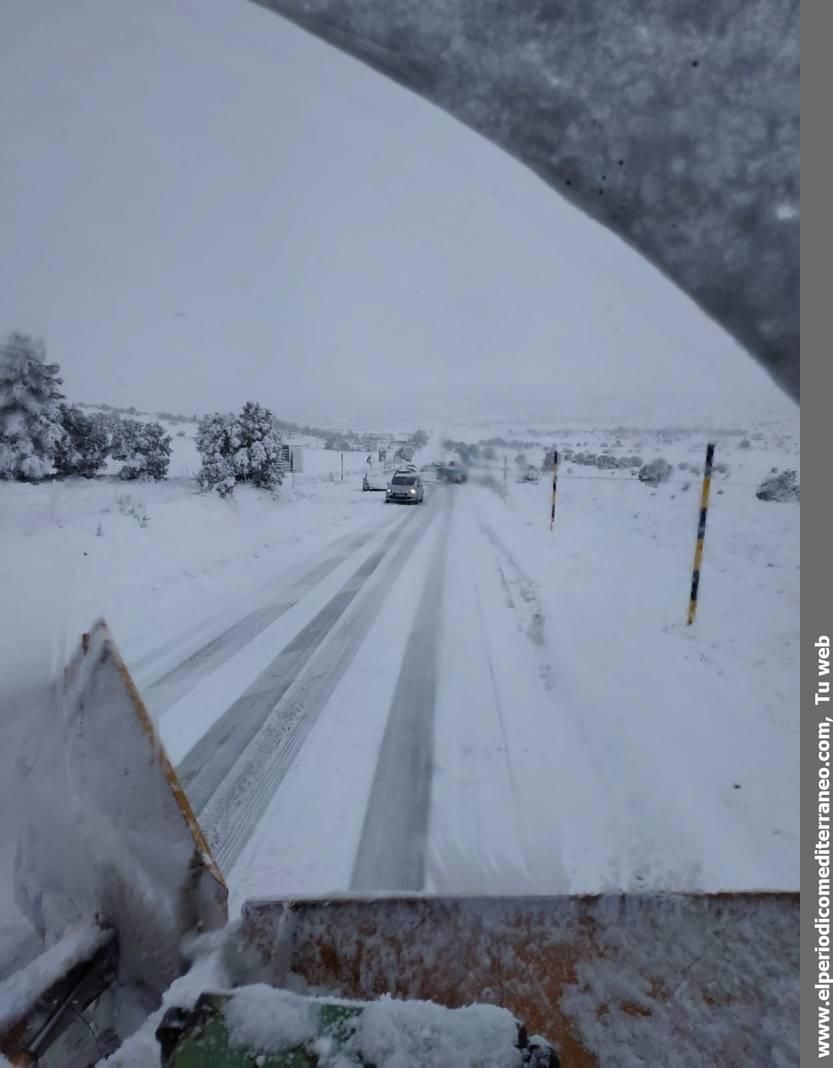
xmin=0 ymin=422 xmax=799 ymax=941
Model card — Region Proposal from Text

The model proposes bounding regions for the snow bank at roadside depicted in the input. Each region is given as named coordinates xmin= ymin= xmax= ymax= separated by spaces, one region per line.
xmin=462 ymin=423 xmax=799 ymax=893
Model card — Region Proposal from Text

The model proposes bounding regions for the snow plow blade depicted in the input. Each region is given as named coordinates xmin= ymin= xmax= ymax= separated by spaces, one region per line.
xmin=240 ymin=893 xmax=799 ymax=1066
xmin=7 ymin=620 xmax=227 ymax=1057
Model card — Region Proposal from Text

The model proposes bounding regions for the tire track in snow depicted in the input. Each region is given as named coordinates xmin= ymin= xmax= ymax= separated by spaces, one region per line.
xmin=138 ymin=518 xmax=404 ymax=713
xmin=475 ymin=503 xmax=646 ymax=887
xmin=350 ymin=493 xmax=453 ymax=891
xmin=179 ymin=514 xmax=412 ymax=812
xmin=196 ymin=501 xmax=441 ymax=873
xmin=426 ymin=497 xmax=570 ymax=893
xmin=476 ymin=515 xmax=547 ymax=652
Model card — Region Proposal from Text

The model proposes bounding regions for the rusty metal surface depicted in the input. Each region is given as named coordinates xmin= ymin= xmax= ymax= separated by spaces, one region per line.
xmin=241 ymin=892 xmax=799 ymax=1065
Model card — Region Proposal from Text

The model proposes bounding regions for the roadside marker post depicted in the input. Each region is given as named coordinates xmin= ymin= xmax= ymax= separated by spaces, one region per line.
xmin=341 ymin=452 xmax=344 ymax=482
xmin=550 ymin=450 xmax=559 ymax=531
xmin=687 ymin=443 xmax=716 ymax=625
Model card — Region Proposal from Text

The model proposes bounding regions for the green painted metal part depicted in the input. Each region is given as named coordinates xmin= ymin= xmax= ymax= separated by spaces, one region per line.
xmin=157 ymin=992 xmax=559 ymax=1068
xmin=159 ymin=995 xmax=368 ymax=1067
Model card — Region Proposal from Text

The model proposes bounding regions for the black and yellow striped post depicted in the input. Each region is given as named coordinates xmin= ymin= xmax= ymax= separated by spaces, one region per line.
xmin=687 ymin=443 xmax=716 ymax=624
xmin=550 ymin=449 xmax=559 ymax=531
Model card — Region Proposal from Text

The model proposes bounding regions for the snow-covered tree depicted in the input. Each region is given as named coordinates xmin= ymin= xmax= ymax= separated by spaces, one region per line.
xmin=195 ymin=403 xmax=283 ymax=495
xmin=230 ymin=402 xmax=283 ymax=489
xmin=0 ymin=331 xmax=65 ymax=481
xmin=54 ymin=404 xmax=109 ymax=478
xmin=105 ymin=414 xmax=132 ymax=461
xmin=117 ymin=419 xmax=172 ymax=481
xmin=196 ymin=412 xmax=237 ymax=497
xmin=89 ymin=410 xmax=122 ymax=455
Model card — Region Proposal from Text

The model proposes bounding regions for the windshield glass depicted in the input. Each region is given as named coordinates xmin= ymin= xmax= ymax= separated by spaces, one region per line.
xmin=0 ymin=8 xmax=799 ymax=1049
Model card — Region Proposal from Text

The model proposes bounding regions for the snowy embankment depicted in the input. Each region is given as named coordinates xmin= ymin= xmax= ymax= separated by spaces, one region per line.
xmin=436 ymin=424 xmax=799 ymax=892
xmin=0 ymin=438 xmax=378 ymax=680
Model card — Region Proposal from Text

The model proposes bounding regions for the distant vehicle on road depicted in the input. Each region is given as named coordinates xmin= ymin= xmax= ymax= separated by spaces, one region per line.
xmin=386 ymin=473 xmax=425 ymax=504
xmin=363 ymin=469 xmax=387 ymax=491
xmin=436 ymin=461 xmax=467 ymax=484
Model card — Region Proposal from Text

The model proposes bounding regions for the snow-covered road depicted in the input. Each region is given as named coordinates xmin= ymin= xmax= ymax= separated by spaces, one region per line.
xmin=103 ymin=477 xmax=797 ymax=911
xmin=0 ymin=433 xmax=799 ymax=950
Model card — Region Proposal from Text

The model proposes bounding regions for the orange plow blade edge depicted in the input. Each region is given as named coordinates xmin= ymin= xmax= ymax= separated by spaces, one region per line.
xmin=240 ymin=892 xmax=798 ymax=1065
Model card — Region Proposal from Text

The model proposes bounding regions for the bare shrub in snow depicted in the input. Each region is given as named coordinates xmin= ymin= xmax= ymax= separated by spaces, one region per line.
xmin=542 ymin=446 xmax=565 ymax=468
xmin=569 ymin=451 xmax=641 ymax=472
xmin=713 ymin=461 xmax=729 ymax=475
xmin=54 ymin=404 xmax=109 ymax=478
xmin=0 ymin=331 xmax=65 ymax=481
xmin=638 ymin=458 xmax=673 ymax=486
xmin=116 ymin=493 xmax=149 ymax=526
xmin=756 ymin=469 xmax=800 ymax=502
xmin=177 ymin=429 xmax=186 ymax=438
xmin=117 ymin=420 xmax=172 ymax=481
xmin=739 ymin=439 xmax=751 ymax=449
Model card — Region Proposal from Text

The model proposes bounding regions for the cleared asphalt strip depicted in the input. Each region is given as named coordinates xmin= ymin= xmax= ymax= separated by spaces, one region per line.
xmin=204 ymin=501 xmax=441 ymax=873
xmin=350 ymin=495 xmax=453 ymax=892
xmin=177 ymin=516 xmax=413 ymax=809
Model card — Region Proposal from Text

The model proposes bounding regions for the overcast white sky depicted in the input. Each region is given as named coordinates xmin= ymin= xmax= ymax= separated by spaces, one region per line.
xmin=0 ymin=0 xmax=796 ymax=429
